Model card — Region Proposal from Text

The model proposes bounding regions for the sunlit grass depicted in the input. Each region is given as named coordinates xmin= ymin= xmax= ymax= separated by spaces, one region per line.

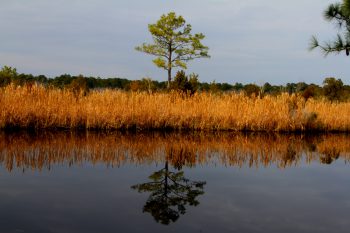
xmin=1 ymin=84 xmax=350 ymax=131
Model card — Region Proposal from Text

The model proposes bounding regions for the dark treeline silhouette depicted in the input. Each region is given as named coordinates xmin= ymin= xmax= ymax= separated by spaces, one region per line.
xmin=1 ymin=66 xmax=350 ymax=101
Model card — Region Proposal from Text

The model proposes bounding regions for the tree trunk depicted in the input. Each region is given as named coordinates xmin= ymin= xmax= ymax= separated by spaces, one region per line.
xmin=167 ymin=44 xmax=172 ymax=89
xmin=164 ymin=161 xmax=169 ymax=196
xmin=167 ymin=68 xmax=171 ymax=89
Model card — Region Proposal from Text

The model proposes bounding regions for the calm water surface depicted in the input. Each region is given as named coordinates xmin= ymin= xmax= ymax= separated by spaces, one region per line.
xmin=0 ymin=131 xmax=350 ymax=233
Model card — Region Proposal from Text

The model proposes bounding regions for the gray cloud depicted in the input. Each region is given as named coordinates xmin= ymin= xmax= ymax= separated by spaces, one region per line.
xmin=0 ymin=0 xmax=348 ymax=84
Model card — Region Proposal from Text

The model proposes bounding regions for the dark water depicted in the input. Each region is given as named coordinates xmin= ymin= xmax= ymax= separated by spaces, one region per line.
xmin=1 ymin=131 xmax=350 ymax=233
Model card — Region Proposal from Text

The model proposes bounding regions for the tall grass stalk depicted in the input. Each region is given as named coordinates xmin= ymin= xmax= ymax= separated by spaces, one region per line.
xmin=1 ymin=84 xmax=350 ymax=131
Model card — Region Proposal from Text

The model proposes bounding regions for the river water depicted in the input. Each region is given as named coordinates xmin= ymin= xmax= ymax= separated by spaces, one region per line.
xmin=0 ymin=131 xmax=349 ymax=233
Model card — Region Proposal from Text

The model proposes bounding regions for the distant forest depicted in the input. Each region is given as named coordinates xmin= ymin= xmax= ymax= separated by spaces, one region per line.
xmin=0 ymin=66 xmax=349 ymax=101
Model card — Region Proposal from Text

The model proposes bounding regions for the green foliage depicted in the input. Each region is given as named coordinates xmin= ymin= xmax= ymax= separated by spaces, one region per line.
xmin=323 ymin=77 xmax=344 ymax=101
xmin=48 ymin=74 xmax=131 ymax=90
xmin=243 ymin=84 xmax=261 ymax=97
xmin=296 ymin=82 xmax=309 ymax=92
xmin=171 ymin=70 xmax=199 ymax=95
xmin=286 ymin=83 xmax=297 ymax=94
xmin=262 ymin=82 xmax=283 ymax=96
xmin=208 ymin=80 xmax=220 ymax=93
xmin=232 ymin=82 xmax=244 ymax=92
xmin=217 ymin=83 xmax=234 ymax=91
xmin=2 ymin=66 xmax=350 ymax=101
xmin=262 ymin=82 xmax=273 ymax=94
xmin=0 ymin=66 xmax=48 ymax=87
xmin=136 ymin=12 xmax=210 ymax=87
xmin=310 ymin=0 xmax=350 ymax=56
xmin=171 ymin=70 xmax=187 ymax=91
xmin=203 ymin=82 xmax=236 ymax=92
xmin=49 ymin=74 xmax=73 ymax=88
xmin=188 ymin=73 xmax=200 ymax=93
xmin=0 ymin=66 xmax=18 ymax=87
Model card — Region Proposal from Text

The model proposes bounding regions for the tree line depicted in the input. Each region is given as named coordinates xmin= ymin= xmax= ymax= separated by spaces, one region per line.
xmin=0 ymin=66 xmax=349 ymax=101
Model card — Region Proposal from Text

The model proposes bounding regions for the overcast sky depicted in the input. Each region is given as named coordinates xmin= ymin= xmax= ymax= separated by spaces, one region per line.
xmin=1 ymin=0 xmax=349 ymax=84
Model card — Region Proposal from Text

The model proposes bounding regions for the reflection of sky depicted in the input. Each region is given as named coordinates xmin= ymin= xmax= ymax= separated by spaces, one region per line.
xmin=1 ymin=0 xmax=349 ymax=85
xmin=1 ymin=161 xmax=350 ymax=233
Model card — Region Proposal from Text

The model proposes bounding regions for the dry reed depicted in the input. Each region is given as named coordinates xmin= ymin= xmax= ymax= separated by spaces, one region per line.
xmin=1 ymin=84 xmax=350 ymax=131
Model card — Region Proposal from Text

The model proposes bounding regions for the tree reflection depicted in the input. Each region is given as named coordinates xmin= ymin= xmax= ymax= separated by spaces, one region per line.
xmin=131 ymin=161 xmax=206 ymax=225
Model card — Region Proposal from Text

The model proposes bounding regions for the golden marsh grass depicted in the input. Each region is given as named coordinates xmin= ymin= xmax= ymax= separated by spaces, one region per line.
xmin=1 ymin=84 xmax=350 ymax=131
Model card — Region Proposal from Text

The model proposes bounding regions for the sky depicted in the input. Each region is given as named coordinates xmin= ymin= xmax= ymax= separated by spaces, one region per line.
xmin=0 ymin=0 xmax=349 ymax=85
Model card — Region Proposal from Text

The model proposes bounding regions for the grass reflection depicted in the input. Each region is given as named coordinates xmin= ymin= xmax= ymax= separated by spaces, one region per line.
xmin=1 ymin=131 xmax=350 ymax=171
